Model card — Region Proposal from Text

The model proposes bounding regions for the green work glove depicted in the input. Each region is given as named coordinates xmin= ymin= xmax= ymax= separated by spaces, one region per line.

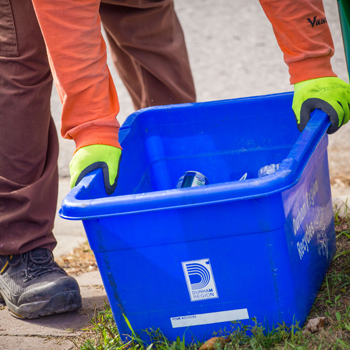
xmin=69 ymin=144 xmax=122 ymax=195
xmin=292 ymin=77 xmax=350 ymax=134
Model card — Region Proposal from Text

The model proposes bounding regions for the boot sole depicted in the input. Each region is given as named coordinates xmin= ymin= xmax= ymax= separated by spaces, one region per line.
xmin=0 ymin=289 xmax=82 ymax=319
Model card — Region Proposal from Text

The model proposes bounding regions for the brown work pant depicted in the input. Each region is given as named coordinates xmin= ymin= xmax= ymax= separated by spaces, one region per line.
xmin=0 ymin=0 xmax=196 ymax=256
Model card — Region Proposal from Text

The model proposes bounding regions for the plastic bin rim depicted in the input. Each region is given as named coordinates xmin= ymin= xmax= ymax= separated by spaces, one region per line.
xmin=119 ymin=91 xmax=296 ymax=130
xmin=59 ymin=172 xmax=300 ymax=220
xmin=60 ymin=105 xmax=330 ymax=220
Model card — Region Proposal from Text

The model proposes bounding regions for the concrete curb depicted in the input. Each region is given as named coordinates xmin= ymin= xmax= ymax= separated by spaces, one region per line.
xmin=54 ymin=178 xmax=87 ymax=258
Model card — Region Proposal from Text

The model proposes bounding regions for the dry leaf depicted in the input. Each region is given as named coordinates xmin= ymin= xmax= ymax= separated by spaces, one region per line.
xmin=303 ymin=317 xmax=326 ymax=333
xmin=199 ymin=337 xmax=230 ymax=350
xmin=56 ymin=241 xmax=98 ymax=276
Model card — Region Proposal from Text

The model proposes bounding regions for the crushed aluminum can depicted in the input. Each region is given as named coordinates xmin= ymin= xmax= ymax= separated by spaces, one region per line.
xmin=176 ymin=171 xmax=209 ymax=188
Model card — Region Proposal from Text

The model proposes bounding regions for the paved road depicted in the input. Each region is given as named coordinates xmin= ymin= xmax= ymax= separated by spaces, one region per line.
xmin=52 ymin=0 xmax=349 ymax=179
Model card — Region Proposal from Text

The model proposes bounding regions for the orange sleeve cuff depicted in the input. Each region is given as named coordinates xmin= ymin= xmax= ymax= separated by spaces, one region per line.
xmin=288 ymin=56 xmax=337 ymax=84
xmin=73 ymin=126 xmax=122 ymax=153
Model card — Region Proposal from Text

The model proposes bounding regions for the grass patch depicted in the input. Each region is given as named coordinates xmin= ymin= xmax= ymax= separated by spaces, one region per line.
xmin=75 ymin=206 xmax=350 ymax=350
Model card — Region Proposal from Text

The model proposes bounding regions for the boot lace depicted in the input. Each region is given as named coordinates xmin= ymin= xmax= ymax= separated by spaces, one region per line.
xmin=8 ymin=250 xmax=65 ymax=283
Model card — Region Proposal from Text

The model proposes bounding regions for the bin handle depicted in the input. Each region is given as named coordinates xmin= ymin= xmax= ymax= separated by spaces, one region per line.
xmin=283 ymin=109 xmax=331 ymax=178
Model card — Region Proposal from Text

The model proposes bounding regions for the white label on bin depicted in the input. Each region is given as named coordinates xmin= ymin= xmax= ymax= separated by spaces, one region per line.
xmin=170 ymin=309 xmax=249 ymax=328
xmin=182 ymin=259 xmax=218 ymax=302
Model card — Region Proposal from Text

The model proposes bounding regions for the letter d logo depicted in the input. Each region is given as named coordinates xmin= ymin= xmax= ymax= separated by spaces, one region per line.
xmin=182 ymin=259 xmax=219 ymax=302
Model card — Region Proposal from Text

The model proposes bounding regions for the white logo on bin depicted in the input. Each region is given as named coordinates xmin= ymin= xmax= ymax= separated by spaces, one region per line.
xmin=182 ymin=259 xmax=219 ymax=302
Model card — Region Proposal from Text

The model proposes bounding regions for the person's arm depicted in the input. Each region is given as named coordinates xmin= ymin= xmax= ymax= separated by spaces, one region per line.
xmin=260 ymin=0 xmax=350 ymax=133
xmin=32 ymin=0 xmax=122 ymax=193
xmin=259 ymin=0 xmax=336 ymax=84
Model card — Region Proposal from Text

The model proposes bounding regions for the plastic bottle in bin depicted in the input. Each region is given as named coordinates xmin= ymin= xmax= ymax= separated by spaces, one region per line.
xmin=176 ymin=171 xmax=209 ymax=188
xmin=258 ymin=163 xmax=280 ymax=178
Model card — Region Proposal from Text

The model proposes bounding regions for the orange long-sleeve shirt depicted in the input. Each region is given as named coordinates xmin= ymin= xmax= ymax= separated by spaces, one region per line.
xmin=32 ymin=0 xmax=336 ymax=150
xmin=260 ymin=0 xmax=336 ymax=84
xmin=32 ymin=0 xmax=121 ymax=152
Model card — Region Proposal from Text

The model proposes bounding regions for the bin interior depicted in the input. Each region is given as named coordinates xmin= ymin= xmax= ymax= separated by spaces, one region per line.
xmin=82 ymin=93 xmax=299 ymax=200
xmin=112 ymin=94 xmax=299 ymax=197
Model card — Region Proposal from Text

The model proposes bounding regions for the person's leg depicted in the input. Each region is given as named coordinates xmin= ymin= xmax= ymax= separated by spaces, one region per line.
xmin=0 ymin=0 xmax=81 ymax=319
xmin=99 ymin=0 xmax=196 ymax=110
xmin=0 ymin=0 xmax=58 ymax=255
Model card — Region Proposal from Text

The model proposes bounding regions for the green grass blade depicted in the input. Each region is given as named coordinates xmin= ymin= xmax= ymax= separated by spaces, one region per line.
xmin=334 ymin=250 xmax=350 ymax=260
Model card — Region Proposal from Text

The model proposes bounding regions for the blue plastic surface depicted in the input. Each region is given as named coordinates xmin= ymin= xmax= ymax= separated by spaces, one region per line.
xmin=60 ymin=92 xmax=336 ymax=343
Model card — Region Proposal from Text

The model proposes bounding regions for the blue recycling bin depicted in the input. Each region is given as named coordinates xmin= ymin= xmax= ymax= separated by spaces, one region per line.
xmin=60 ymin=92 xmax=336 ymax=343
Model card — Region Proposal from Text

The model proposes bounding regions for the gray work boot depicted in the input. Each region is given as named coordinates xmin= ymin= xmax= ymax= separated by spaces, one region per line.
xmin=0 ymin=247 xmax=82 ymax=319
